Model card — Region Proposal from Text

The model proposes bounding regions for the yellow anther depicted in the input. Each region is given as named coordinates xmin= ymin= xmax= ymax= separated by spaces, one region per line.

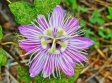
xmin=57 ymin=41 xmax=66 ymax=47
xmin=56 ymin=29 xmax=64 ymax=37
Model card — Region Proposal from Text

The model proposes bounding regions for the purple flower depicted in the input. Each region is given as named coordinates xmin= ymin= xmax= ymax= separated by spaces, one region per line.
xmin=19 ymin=5 xmax=94 ymax=78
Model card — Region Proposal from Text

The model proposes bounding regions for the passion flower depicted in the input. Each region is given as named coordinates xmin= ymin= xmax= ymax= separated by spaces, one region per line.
xmin=19 ymin=5 xmax=94 ymax=78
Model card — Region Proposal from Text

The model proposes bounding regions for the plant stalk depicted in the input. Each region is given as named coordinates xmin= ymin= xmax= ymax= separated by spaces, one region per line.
xmin=2 ymin=45 xmax=23 ymax=66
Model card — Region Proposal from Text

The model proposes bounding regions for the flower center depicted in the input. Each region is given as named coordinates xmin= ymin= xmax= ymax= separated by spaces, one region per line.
xmin=40 ymin=28 xmax=68 ymax=54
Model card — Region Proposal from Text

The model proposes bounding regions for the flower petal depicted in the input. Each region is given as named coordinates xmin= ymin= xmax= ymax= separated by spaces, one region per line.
xmin=58 ymin=56 xmax=74 ymax=76
xmin=68 ymin=37 xmax=94 ymax=49
xmin=19 ymin=25 xmax=42 ymax=39
xmin=63 ymin=18 xmax=79 ymax=35
xmin=19 ymin=39 xmax=41 ymax=51
xmin=65 ymin=48 xmax=88 ymax=62
xmin=43 ymin=56 xmax=53 ymax=78
xmin=29 ymin=53 xmax=46 ymax=77
xmin=49 ymin=5 xmax=64 ymax=28
xmin=38 ymin=15 xmax=49 ymax=30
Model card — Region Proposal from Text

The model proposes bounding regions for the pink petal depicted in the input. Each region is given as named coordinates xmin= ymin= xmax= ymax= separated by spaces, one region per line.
xmin=68 ymin=37 xmax=94 ymax=49
xmin=19 ymin=25 xmax=42 ymax=39
xmin=58 ymin=57 xmax=74 ymax=76
xmin=49 ymin=5 xmax=64 ymax=28
xmin=38 ymin=15 xmax=49 ymax=30
xmin=63 ymin=18 xmax=79 ymax=35
xmin=65 ymin=48 xmax=88 ymax=62
xmin=43 ymin=57 xmax=53 ymax=78
xmin=19 ymin=39 xmax=41 ymax=51
xmin=29 ymin=54 xmax=46 ymax=77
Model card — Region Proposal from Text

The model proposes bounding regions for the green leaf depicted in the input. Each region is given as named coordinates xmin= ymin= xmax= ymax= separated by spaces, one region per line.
xmin=89 ymin=10 xmax=105 ymax=25
xmin=80 ymin=20 xmax=86 ymax=27
xmin=89 ymin=16 xmax=96 ymax=24
xmin=65 ymin=0 xmax=77 ymax=10
xmin=94 ymin=41 xmax=100 ymax=48
xmin=98 ymin=29 xmax=107 ymax=38
xmin=9 ymin=0 xmax=61 ymax=24
xmin=0 ymin=25 xmax=3 ymax=40
xmin=0 ymin=48 xmax=7 ymax=66
xmin=34 ymin=64 xmax=83 ymax=83
xmin=97 ymin=18 xmax=105 ymax=25
xmin=106 ymin=28 xmax=112 ymax=38
xmin=84 ymin=29 xmax=93 ymax=38
xmin=109 ymin=47 xmax=112 ymax=50
xmin=34 ymin=0 xmax=61 ymax=16
xmin=78 ymin=5 xmax=88 ymax=12
xmin=17 ymin=67 xmax=32 ymax=82
xmin=9 ymin=1 xmax=38 ymax=24
xmin=107 ymin=7 xmax=112 ymax=20
xmin=71 ymin=0 xmax=77 ymax=10
xmin=98 ymin=27 xmax=112 ymax=39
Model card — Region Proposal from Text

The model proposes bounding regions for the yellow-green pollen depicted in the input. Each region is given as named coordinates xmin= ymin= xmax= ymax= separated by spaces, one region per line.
xmin=41 ymin=28 xmax=68 ymax=54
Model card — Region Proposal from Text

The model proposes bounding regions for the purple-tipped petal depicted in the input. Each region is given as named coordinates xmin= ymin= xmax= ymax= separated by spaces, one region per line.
xmin=30 ymin=54 xmax=46 ymax=77
xmin=49 ymin=5 xmax=64 ymax=28
xmin=19 ymin=39 xmax=41 ymax=51
xmin=19 ymin=25 xmax=42 ymax=38
xmin=43 ymin=57 xmax=53 ymax=78
xmin=65 ymin=48 xmax=88 ymax=62
xmin=63 ymin=18 xmax=80 ymax=35
xmin=38 ymin=15 xmax=49 ymax=30
xmin=58 ymin=57 xmax=74 ymax=76
xmin=68 ymin=37 xmax=94 ymax=49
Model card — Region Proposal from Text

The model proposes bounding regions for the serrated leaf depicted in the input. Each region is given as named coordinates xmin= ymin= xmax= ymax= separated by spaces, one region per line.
xmin=34 ymin=0 xmax=60 ymax=17
xmin=0 ymin=25 xmax=3 ymax=40
xmin=9 ymin=0 xmax=61 ymax=24
xmin=34 ymin=64 xmax=83 ymax=83
xmin=9 ymin=1 xmax=38 ymax=24
xmin=17 ymin=67 xmax=32 ymax=82
xmin=0 ymin=48 xmax=7 ymax=66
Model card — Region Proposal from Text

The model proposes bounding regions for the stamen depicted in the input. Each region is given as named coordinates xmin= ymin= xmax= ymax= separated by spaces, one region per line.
xmin=41 ymin=38 xmax=52 ymax=49
xmin=44 ymin=28 xmax=53 ymax=37
xmin=57 ymin=41 xmax=66 ymax=47
xmin=39 ymin=34 xmax=53 ymax=39
xmin=41 ymin=27 xmax=68 ymax=53
xmin=56 ymin=29 xmax=64 ymax=37
xmin=42 ymin=40 xmax=52 ymax=45
xmin=41 ymin=38 xmax=47 ymax=49
xmin=57 ymin=41 xmax=68 ymax=51
xmin=46 ymin=29 xmax=53 ymax=36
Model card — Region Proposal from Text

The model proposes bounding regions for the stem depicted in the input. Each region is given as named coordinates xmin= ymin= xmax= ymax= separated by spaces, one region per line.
xmin=7 ymin=0 xmax=11 ymax=3
xmin=2 ymin=45 xmax=23 ymax=66
xmin=74 ymin=71 xmax=80 ymax=82
xmin=2 ymin=42 xmax=18 ymax=47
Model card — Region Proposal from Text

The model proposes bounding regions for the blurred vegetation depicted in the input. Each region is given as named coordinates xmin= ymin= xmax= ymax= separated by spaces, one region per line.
xmin=64 ymin=0 xmax=112 ymax=50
